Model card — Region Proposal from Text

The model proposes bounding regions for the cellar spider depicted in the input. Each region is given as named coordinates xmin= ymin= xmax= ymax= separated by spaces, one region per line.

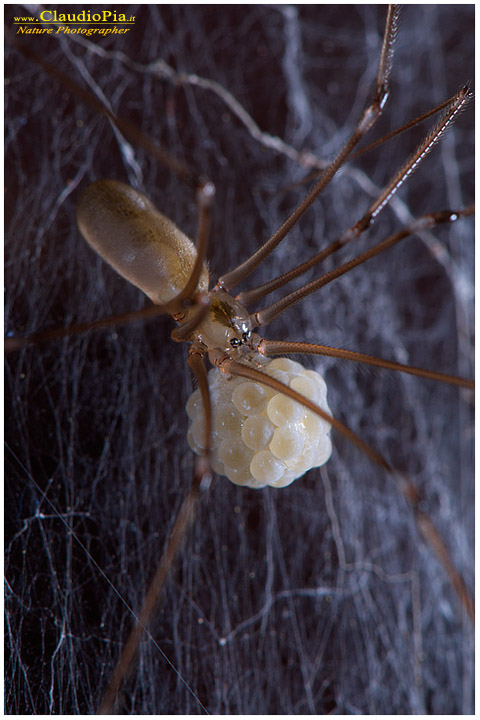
xmin=5 ymin=5 xmax=474 ymax=715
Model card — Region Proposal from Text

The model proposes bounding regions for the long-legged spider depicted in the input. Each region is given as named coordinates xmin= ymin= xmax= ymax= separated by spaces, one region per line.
xmin=5 ymin=5 xmax=474 ymax=714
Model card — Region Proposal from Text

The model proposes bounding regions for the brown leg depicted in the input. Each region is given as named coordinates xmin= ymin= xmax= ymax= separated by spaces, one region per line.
xmin=218 ymin=6 xmax=401 ymax=290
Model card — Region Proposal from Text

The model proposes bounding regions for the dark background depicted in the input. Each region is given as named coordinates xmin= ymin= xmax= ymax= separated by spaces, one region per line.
xmin=5 ymin=4 xmax=474 ymax=714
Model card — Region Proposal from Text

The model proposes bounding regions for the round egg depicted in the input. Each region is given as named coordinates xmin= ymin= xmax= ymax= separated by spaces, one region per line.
xmin=232 ymin=382 xmax=268 ymax=416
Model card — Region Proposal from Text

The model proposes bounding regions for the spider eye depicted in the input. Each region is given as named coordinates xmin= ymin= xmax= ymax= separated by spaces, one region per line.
xmin=230 ymin=338 xmax=241 ymax=348
xmin=242 ymin=332 xmax=249 ymax=343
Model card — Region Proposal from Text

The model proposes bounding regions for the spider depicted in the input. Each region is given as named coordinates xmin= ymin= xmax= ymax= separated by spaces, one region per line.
xmin=5 ymin=5 xmax=474 ymax=714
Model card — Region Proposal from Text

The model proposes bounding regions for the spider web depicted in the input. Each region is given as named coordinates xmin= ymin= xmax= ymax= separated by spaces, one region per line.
xmin=5 ymin=4 xmax=474 ymax=714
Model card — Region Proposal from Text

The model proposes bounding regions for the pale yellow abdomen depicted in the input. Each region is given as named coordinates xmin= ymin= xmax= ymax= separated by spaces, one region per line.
xmin=77 ymin=180 xmax=209 ymax=304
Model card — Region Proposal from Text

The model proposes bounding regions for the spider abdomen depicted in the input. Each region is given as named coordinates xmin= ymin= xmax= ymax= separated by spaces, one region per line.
xmin=77 ymin=179 xmax=209 ymax=304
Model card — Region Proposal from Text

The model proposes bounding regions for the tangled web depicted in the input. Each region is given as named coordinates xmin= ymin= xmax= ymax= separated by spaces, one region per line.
xmin=5 ymin=5 xmax=473 ymax=713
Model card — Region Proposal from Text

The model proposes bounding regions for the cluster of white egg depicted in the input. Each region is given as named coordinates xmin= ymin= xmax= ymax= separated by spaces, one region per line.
xmin=186 ymin=357 xmax=333 ymax=488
